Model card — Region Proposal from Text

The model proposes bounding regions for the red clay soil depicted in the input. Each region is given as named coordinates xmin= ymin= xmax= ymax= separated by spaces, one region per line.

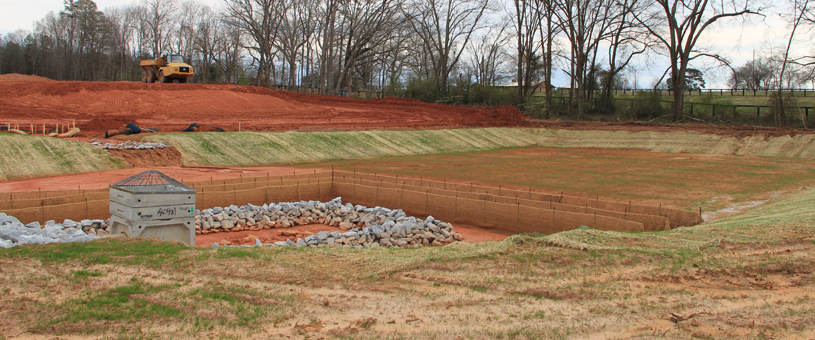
xmin=0 ymin=166 xmax=326 ymax=192
xmin=194 ymin=224 xmax=508 ymax=247
xmin=107 ymin=147 xmax=184 ymax=167
xmin=0 ymin=81 xmax=528 ymax=138
xmin=0 ymin=73 xmax=54 ymax=82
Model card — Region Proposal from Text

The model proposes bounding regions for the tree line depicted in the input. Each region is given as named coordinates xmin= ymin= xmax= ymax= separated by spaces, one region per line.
xmin=1 ymin=0 xmax=813 ymax=126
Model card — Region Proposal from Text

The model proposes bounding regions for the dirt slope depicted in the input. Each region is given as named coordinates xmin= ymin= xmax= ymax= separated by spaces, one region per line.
xmin=0 ymin=81 xmax=528 ymax=137
xmin=0 ymin=73 xmax=54 ymax=82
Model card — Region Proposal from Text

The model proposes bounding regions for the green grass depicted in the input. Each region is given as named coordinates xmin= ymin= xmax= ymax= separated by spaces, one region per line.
xmin=72 ymin=270 xmax=103 ymax=278
xmin=0 ymin=134 xmax=128 ymax=181
xmin=142 ymin=128 xmax=543 ymax=166
xmin=2 ymin=239 xmax=189 ymax=268
xmin=53 ymin=283 xmax=183 ymax=323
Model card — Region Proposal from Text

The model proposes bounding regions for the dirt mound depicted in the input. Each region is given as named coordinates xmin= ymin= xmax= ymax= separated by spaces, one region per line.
xmin=0 ymin=81 xmax=529 ymax=137
xmin=0 ymin=73 xmax=54 ymax=82
xmin=107 ymin=147 xmax=183 ymax=167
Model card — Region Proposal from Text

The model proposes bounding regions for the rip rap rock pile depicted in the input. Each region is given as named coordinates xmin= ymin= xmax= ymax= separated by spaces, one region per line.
xmin=0 ymin=213 xmax=104 ymax=248
xmin=199 ymin=197 xmax=462 ymax=248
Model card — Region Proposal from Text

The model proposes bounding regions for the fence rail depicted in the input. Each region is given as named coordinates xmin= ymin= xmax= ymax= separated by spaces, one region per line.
xmin=609 ymin=88 xmax=815 ymax=97
xmin=268 ymin=84 xmax=815 ymax=99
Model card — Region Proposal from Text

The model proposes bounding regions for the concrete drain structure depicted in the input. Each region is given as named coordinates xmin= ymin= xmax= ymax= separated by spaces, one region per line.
xmin=108 ymin=170 xmax=196 ymax=245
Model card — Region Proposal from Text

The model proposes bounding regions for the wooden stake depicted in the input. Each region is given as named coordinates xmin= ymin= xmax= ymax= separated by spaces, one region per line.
xmin=43 ymin=123 xmax=45 ymax=136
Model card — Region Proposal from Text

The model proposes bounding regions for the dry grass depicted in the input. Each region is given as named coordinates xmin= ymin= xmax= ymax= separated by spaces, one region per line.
xmin=0 ymin=134 xmax=128 ymax=181
xmin=142 ymin=128 xmax=542 ymax=167
xmin=1 ymin=186 xmax=815 ymax=339
xmin=143 ymin=128 xmax=815 ymax=169
xmin=299 ymin=146 xmax=815 ymax=211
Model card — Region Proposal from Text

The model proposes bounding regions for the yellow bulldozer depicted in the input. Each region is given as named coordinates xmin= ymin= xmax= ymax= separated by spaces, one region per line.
xmin=140 ymin=54 xmax=194 ymax=83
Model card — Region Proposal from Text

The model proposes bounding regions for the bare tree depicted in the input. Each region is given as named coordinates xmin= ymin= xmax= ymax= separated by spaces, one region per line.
xmin=277 ymin=0 xmax=317 ymax=87
xmin=773 ymin=0 xmax=813 ymax=126
xmin=407 ymin=0 xmax=491 ymax=94
xmin=467 ymin=24 xmax=510 ymax=86
xmin=629 ymin=0 xmax=761 ymax=121
xmin=729 ymin=57 xmax=776 ymax=90
xmin=512 ymin=0 xmax=540 ymax=102
xmin=534 ymin=0 xmax=558 ymax=118
xmin=141 ymin=0 xmax=178 ymax=57
xmin=192 ymin=6 xmax=220 ymax=83
xmin=173 ymin=1 xmax=205 ymax=60
xmin=106 ymin=5 xmax=140 ymax=80
xmin=213 ymin=24 xmax=244 ymax=83
xmin=550 ymin=0 xmax=617 ymax=118
xmin=600 ymin=0 xmax=649 ymax=100
xmin=331 ymin=0 xmax=405 ymax=93
xmin=223 ymin=0 xmax=287 ymax=86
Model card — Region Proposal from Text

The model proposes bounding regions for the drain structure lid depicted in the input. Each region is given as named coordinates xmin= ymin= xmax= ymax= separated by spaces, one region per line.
xmin=110 ymin=170 xmax=195 ymax=194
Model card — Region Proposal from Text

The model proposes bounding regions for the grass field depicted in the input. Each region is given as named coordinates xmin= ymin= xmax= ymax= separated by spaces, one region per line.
xmin=143 ymin=128 xmax=542 ymax=167
xmin=3 ymin=128 xmax=815 ymax=181
xmin=142 ymin=128 xmax=815 ymax=168
xmin=2 ymin=128 xmax=815 ymax=339
xmin=297 ymin=146 xmax=815 ymax=212
xmin=1 ymin=181 xmax=813 ymax=339
xmin=0 ymin=134 xmax=128 ymax=181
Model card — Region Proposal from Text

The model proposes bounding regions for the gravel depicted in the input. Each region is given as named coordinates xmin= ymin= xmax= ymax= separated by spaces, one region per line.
xmin=86 ymin=139 xmax=170 ymax=150
xmin=0 ymin=213 xmax=105 ymax=248
xmin=196 ymin=197 xmax=461 ymax=248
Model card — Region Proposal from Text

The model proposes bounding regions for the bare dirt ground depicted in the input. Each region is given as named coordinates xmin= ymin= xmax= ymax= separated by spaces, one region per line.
xmin=0 ymin=81 xmax=527 ymax=138
xmin=301 ymin=146 xmax=815 ymax=212
xmin=2 ymin=78 xmax=813 ymax=141
xmin=0 ymin=73 xmax=54 ymax=82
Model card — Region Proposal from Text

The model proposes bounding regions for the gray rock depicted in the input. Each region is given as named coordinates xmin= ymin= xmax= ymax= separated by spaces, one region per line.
xmin=0 ymin=239 xmax=12 ymax=248
xmin=25 ymin=221 xmax=41 ymax=229
xmin=62 ymin=219 xmax=78 ymax=228
xmin=221 ymin=219 xmax=234 ymax=229
xmin=212 ymin=242 xmax=220 ymax=248
xmin=0 ymin=213 xmax=20 ymax=225
xmin=286 ymin=239 xmax=296 ymax=246
xmin=296 ymin=238 xmax=307 ymax=247
xmin=64 ymin=233 xmax=98 ymax=243
xmin=17 ymin=234 xmax=59 ymax=245
xmin=255 ymin=239 xmax=262 ymax=247
xmin=317 ymin=231 xmax=329 ymax=240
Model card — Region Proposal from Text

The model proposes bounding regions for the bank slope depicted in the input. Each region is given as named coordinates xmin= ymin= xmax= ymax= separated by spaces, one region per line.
xmin=143 ymin=128 xmax=541 ymax=166
xmin=0 ymin=135 xmax=129 ymax=181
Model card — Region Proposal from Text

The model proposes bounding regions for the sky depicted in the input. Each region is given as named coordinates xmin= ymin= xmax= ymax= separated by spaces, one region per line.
xmin=0 ymin=0 xmax=219 ymax=35
xmin=0 ymin=0 xmax=805 ymax=88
